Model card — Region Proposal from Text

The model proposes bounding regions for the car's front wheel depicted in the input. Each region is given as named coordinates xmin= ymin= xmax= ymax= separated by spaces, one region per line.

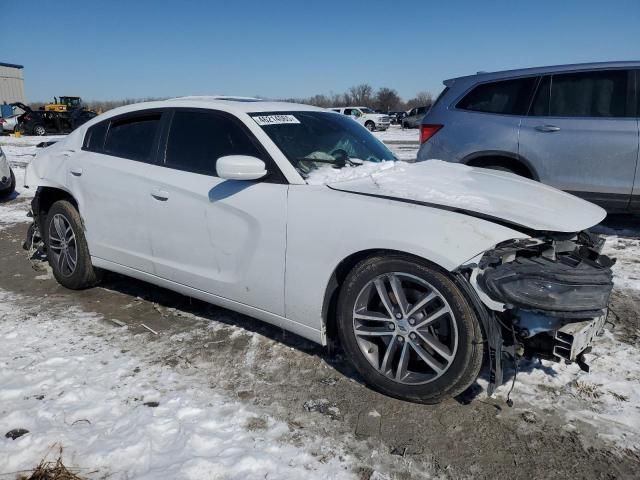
xmin=337 ymin=254 xmax=484 ymax=403
xmin=45 ymin=200 xmax=99 ymax=289
xmin=365 ymin=121 xmax=375 ymax=131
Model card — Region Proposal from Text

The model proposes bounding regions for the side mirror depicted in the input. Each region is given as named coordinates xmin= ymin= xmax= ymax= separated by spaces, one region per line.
xmin=216 ymin=155 xmax=267 ymax=181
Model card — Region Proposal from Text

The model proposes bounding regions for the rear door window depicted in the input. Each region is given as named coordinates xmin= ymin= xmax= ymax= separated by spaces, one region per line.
xmin=457 ymin=77 xmax=537 ymax=115
xmin=541 ymin=69 xmax=630 ymax=118
xmin=103 ymin=113 xmax=162 ymax=161
xmin=164 ymin=110 xmax=264 ymax=176
xmin=82 ymin=120 xmax=109 ymax=152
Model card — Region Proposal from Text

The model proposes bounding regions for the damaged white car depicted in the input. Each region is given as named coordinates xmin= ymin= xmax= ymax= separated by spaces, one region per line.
xmin=23 ymin=98 xmax=614 ymax=403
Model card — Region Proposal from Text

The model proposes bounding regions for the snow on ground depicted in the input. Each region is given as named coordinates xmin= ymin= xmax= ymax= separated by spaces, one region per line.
xmin=0 ymin=289 xmax=354 ymax=479
xmin=372 ymin=126 xmax=419 ymax=144
xmin=0 ymin=135 xmax=64 ymax=167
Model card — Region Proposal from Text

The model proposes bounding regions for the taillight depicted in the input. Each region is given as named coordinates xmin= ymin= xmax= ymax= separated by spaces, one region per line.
xmin=0 ymin=118 xmax=5 ymax=124
xmin=420 ymin=124 xmax=443 ymax=144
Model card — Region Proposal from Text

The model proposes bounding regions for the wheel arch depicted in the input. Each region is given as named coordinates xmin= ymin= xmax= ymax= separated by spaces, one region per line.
xmin=321 ymin=248 xmax=452 ymax=348
xmin=462 ymin=151 xmax=539 ymax=180
xmin=34 ymin=186 xmax=80 ymax=231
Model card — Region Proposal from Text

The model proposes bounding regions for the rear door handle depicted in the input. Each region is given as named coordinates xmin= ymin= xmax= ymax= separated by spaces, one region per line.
xmin=151 ymin=188 xmax=169 ymax=201
xmin=535 ymin=124 xmax=561 ymax=132
xmin=70 ymin=168 xmax=83 ymax=176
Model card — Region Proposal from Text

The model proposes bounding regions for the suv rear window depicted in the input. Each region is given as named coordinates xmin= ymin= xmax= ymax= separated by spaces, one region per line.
xmin=103 ymin=113 xmax=161 ymax=162
xmin=530 ymin=70 xmax=630 ymax=118
xmin=457 ymin=77 xmax=537 ymax=115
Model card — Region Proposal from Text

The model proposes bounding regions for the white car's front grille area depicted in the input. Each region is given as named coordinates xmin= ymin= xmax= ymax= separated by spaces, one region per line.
xmin=379 ymin=116 xmax=390 ymax=123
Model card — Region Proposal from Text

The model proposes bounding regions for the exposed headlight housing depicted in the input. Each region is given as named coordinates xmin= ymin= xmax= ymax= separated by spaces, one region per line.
xmin=477 ymin=236 xmax=614 ymax=315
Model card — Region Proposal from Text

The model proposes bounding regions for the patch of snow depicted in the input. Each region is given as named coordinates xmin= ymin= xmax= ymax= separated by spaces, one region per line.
xmin=601 ymin=236 xmax=640 ymax=291
xmin=489 ymin=328 xmax=640 ymax=449
xmin=0 ymin=289 xmax=355 ymax=479
xmin=372 ymin=125 xmax=419 ymax=143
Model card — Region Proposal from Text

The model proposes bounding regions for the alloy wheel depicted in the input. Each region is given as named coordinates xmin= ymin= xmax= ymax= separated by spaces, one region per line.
xmin=352 ymin=272 xmax=458 ymax=385
xmin=48 ymin=213 xmax=78 ymax=277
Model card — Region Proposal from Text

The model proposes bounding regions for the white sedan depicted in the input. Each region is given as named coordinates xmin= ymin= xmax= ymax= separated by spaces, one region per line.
xmin=24 ymin=97 xmax=614 ymax=403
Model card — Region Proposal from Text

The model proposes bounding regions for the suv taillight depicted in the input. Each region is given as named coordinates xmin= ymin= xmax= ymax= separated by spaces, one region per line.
xmin=420 ymin=124 xmax=443 ymax=144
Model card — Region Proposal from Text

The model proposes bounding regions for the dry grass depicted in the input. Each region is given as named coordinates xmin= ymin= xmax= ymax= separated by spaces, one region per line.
xmin=575 ymin=380 xmax=602 ymax=400
xmin=15 ymin=447 xmax=85 ymax=480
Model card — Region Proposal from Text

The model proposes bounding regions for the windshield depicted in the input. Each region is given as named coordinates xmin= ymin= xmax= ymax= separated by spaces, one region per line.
xmin=250 ymin=111 xmax=397 ymax=178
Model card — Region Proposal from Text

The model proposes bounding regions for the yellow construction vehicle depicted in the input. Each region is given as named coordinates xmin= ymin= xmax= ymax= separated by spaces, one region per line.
xmin=44 ymin=96 xmax=83 ymax=112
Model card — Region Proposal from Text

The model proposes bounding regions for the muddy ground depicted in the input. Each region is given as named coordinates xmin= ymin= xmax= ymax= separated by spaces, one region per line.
xmin=1 ymin=215 xmax=639 ymax=479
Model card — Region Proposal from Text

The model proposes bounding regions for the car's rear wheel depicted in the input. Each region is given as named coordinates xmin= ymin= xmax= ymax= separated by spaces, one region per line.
xmin=0 ymin=169 xmax=15 ymax=199
xmin=365 ymin=121 xmax=375 ymax=131
xmin=337 ymin=254 xmax=484 ymax=403
xmin=33 ymin=125 xmax=47 ymax=136
xmin=45 ymin=200 xmax=99 ymax=289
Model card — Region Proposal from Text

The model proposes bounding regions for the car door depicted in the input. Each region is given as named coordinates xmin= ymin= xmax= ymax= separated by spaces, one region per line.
xmin=66 ymin=111 xmax=164 ymax=273
xmin=519 ymin=69 xmax=638 ymax=210
xmin=145 ymin=108 xmax=288 ymax=315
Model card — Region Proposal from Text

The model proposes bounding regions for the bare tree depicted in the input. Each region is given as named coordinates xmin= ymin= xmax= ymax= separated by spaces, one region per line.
xmin=374 ymin=87 xmax=401 ymax=112
xmin=406 ymin=91 xmax=434 ymax=109
xmin=348 ymin=84 xmax=373 ymax=106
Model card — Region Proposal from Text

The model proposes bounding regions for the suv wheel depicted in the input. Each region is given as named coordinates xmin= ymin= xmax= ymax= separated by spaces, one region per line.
xmin=365 ymin=121 xmax=375 ymax=131
xmin=337 ymin=254 xmax=484 ymax=403
xmin=45 ymin=200 xmax=99 ymax=289
xmin=33 ymin=125 xmax=47 ymax=136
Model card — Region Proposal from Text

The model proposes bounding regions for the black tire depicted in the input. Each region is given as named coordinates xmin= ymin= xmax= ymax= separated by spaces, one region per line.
xmin=33 ymin=124 xmax=47 ymax=136
xmin=44 ymin=200 xmax=99 ymax=289
xmin=337 ymin=254 xmax=484 ymax=403
xmin=0 ymin=169 xmax=16 ymax=199
xmin=402 ymin=121 xmax=409 ymax=129
xmin=365 ymin=121 xmax=375 ymax=132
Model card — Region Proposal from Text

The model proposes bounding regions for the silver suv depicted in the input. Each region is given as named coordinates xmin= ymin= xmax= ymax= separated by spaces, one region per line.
xmin=417 ymin=61 xmax=640 ymax=212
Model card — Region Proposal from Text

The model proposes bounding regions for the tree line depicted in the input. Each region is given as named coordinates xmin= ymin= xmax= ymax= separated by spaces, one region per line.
xmin=31 ymin=85 xmax=433 ymax=114
xmin=281 ymin=84 xmax=434 ymax=112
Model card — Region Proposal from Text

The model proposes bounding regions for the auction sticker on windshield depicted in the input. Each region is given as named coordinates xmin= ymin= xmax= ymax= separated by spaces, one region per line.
xmin=253 ymin=114 xmax=300 ymax=126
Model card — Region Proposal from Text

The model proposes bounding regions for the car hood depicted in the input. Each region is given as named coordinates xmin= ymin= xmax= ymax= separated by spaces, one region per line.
xmin=320 ymin=160 xmax=606 ymax=233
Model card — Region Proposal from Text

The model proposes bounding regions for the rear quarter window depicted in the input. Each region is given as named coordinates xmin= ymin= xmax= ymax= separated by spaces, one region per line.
xmin=457 ymin=77 xmax=537 ymax=115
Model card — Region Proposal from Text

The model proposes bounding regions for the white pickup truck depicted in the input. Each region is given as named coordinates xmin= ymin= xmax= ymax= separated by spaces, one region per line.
xmin=329 ymin=106 xmax=390 ymax=131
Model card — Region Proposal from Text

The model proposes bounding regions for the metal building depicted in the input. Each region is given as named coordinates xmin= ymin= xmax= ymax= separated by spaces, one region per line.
xmin=0 ymin=62 xmax=25 ymax=104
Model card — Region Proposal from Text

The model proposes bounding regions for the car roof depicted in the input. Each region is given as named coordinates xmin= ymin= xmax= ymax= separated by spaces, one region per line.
xmin=444 ymin=60 xmax=640 ymax=86
xmin=96 ymin=97 xmax=329 ymax=119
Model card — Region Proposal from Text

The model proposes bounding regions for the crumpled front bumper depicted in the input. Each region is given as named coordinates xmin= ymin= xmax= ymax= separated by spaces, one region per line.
xmin=472 ymin=232 xmax=614 ymax=367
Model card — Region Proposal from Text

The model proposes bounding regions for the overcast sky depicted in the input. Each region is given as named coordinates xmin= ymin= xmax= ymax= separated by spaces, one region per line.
xmin=4 ymin=0 xmax=639 ymax=102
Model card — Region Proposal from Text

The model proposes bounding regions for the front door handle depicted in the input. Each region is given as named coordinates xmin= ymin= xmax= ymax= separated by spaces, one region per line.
xmin=151 ymin=189 xmax=169 ymax=201
xmin=70 ymin=168 xmax=83 ymax=176
xmin=535 ymin=124 xmax=561 ymax=132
